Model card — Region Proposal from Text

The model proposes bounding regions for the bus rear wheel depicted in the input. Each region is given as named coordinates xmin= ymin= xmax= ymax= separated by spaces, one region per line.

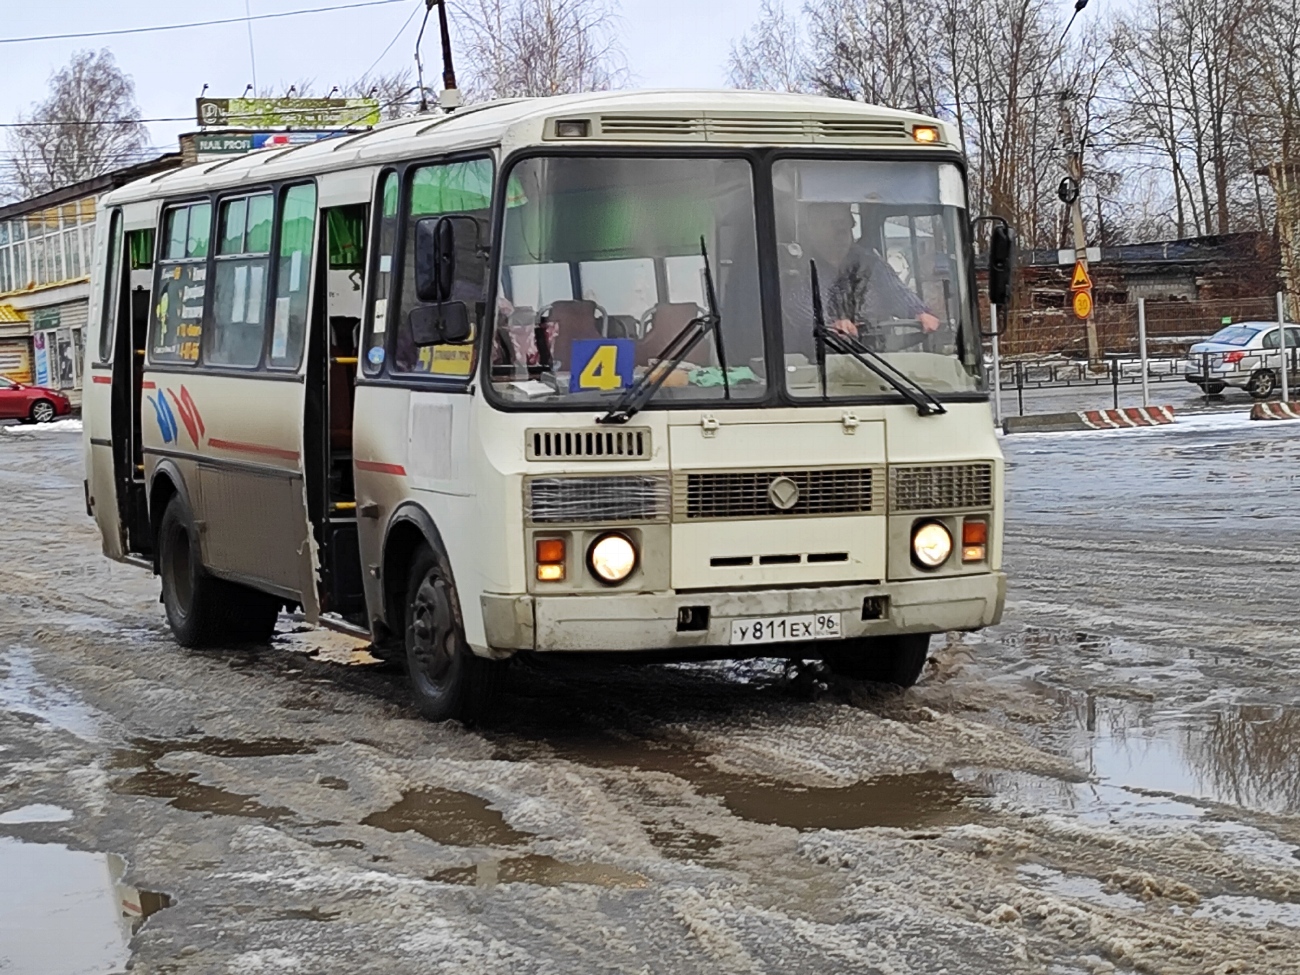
xmin=403 ymin=547 xmax=502 ymax=723
xmin=822 ymin=633 xmax=931 ymax=688
xmin=158 ymin=496 xmax=279 ymax=647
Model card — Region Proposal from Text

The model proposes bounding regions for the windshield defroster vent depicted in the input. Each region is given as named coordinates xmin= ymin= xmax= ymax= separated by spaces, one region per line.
xmin=526 ymin=428 xmax=652 ymax=461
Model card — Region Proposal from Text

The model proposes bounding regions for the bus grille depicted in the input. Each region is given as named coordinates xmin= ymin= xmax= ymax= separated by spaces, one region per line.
xmin=889 ymin=463 xmax=993 ymax=512
xmin=526 ymin=428 xmax=652 ymax=461
xmin=526 ymin=475 xmax=669 ymax=524
xmin=673 ymin=468 xmax=879 ymax=521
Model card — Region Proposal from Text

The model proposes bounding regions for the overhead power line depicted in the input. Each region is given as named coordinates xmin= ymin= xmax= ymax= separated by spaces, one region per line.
xmin=0 ymin=0 xmax=408 ymax=46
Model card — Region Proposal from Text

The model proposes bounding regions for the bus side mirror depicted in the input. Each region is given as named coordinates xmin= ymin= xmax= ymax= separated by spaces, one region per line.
xmin=414 ymin=216 xmax=456 ymax=303
xmin=987 ymin=223 xmax=1014 ymax=307
xmin=410 ymin=300 xmax=472 ymax=346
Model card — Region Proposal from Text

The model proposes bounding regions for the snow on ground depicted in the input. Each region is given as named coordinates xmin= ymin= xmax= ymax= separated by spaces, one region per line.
xmin=0 ymin=418 xmax=83 ymax=435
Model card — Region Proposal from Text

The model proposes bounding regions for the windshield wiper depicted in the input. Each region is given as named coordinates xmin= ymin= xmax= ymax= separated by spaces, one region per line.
xmin=599 ymin=238 xmax=727 ymax=424
xmin=809 ymin=260 xmax=947 ymax=417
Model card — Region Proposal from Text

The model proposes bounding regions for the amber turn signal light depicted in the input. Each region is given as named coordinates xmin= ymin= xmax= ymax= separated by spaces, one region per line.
xmin=962 ymin=519 xmax=987 ymax=562
xmin=912 ymin=124 xmax=941 ymax=144
xmin=536 ymin=538 xmax=566 ymax=581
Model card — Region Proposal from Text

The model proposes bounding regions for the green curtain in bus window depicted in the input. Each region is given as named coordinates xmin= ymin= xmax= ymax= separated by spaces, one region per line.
xmin=327 ymin=209 xmax=364 ymax=268
xmin=128 ymin=228 xmax=154 ymax=270
xmin=410 ymin=160 xmax=493 ymax=216
xmin=270 ymin=183 xmax=316 ymax=369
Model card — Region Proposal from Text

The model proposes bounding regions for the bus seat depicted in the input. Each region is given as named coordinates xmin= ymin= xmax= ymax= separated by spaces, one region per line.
xmin=544 ymin=300 xmax=602 ymax=372
xmin=637 ymin=303 xmax=703 ymax=366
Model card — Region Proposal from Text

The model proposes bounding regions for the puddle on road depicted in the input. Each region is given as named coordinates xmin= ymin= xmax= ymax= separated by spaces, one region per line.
xmin=0 ymin=837 xmax=171 ymax=975
xmin=110 ymin=736 xmax=315 ymax=822
xmin=1193 ymin=893 xmax=1300 ymax=929
xmin=0 ymin=646 xmax=103 ymax=741
xmin=362 ymin=788 xmax=531 ymax=847
xmin=364 ymin=788 xmax=646 ymax=889
xmin=504 ymin=736 xmax=985 ymax=835
xmin=429 ymin=854 xmax=646 ymax=889
xmin=0 ymin=804 xmax=74 ymax=824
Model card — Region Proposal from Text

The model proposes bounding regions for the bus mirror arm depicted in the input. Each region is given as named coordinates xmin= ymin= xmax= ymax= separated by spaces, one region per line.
xmin=410 ymin=300 xmax=472 ymax=346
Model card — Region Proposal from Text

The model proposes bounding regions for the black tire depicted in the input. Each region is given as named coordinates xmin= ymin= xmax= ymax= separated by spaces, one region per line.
xmin=157 ymin=495 xmax=280 ymax=647
xmin=1248 ymin=369 xmax=1277 ymax=399
xmin=403 ymin=546 xmax=502 ymax=723
xmin=29 ymin=399 xmax=56 ymax=424
xmin=823 ymin=633 xmax=932 ymax=688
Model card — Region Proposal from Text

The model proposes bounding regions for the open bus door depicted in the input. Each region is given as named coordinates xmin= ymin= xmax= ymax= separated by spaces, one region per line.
xmin=304 ymin=204 xmax=367 ymax=619
xmin=86 ymin=213 xmax=154 ymax=561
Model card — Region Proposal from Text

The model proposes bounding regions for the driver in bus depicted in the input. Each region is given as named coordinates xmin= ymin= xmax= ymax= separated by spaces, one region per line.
xmin=782 ymin=202 xmax=939 ymax=355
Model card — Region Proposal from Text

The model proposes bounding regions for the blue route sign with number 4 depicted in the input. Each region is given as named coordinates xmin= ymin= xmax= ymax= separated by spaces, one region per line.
xmin=568 ymin=339 xmax=635 ymax=393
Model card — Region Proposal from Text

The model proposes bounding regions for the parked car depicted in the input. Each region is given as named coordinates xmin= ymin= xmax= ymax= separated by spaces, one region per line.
xmin=0 ymin=376 xmax=73 ymax=423
xmin=1185 ymin=321 xmax=1300 ymax=398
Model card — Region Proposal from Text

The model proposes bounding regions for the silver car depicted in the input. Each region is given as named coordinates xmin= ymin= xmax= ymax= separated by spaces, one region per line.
xmin=1185 ymin=321 xmax=1300 ymax=398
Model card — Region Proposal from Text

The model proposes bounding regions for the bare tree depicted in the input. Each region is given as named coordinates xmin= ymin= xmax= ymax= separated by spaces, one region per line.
xmin=5 ymin=49 xmax=148 ymax=200
xmin=806 ymin=0 xmax=944 ymax=114
xmin=452 ymin=0 xmax=627 ymax=101
xmin=727 ymin=0 xmax=813 ymax=93
xmin=342 ymin=68 xmax=419 ymax=120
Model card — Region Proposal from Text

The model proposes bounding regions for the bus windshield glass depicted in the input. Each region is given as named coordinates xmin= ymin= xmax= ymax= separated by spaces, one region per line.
xmin=773 ymin=159 xmax=983 ymax=399
xmin=491 ymin=156 xmax=765 ymax=405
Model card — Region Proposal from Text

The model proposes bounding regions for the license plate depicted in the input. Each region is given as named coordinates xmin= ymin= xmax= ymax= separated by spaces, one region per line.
xmin=730 ymin=613 xmax=842 ymax=645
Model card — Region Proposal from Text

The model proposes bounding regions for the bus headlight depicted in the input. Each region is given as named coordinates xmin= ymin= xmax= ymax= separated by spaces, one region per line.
xmin=588 ymin=533 xmax=637 ymax=584
xmin=911 ymin=522 xmax=953 ymax=569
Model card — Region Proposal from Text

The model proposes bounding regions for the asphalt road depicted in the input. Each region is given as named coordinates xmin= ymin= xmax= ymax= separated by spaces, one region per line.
xmin=2 ymin=414 xmax=1299 ymax=974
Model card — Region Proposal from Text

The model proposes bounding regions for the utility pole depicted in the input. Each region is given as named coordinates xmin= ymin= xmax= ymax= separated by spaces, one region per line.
xmin=1058 ymin=91 xmax=1100 ymax=368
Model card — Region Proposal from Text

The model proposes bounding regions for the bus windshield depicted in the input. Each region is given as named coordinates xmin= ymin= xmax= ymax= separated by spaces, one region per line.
xmin=773 ymin=159 xmax=983 ymax=398
xmin=491 ymin=156 xmax=765 ymax=405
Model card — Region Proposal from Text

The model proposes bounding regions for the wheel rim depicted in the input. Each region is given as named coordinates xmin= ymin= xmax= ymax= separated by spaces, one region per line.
xmin=32 ymin=402 xmax=54 ymax=423
xmin=163 ymin=521 xmax=193 ymax=621
xmin=409 ymin=572 xmax=455 ymax=697
xmin=1256 ymin=372 xmax=1275 ymax=394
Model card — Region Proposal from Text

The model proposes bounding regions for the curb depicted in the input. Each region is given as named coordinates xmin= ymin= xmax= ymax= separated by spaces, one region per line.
xmin=1003 ymin=406 xmax=1176 ymax=435
xmin=1250 ymin=401 xmax=1300 ymax=421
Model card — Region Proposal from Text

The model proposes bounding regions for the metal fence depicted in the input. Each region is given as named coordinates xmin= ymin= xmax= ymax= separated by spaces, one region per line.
xmin=993 ymin=296 xmax=1284 ymax=358
xmin=984 ymin=293 xmax=1300 ymax=418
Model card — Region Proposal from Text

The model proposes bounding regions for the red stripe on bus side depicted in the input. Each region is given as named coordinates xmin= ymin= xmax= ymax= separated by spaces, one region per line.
xmin=92 ymin=375 xmax=112 ymax=384
xmin=141 ymin=381 xmax=156 ymax=390
xmin=356 ymin=460 xmax=406 ymax=476
xmin=207 ymin=438 xmax=300 ymax=462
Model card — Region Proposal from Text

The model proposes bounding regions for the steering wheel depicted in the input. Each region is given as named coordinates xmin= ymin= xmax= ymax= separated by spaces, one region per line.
xmin=848 ymin=318 xmax=932 ymax=352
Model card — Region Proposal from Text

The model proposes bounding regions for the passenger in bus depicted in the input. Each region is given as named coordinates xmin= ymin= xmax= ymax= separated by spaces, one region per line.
xmin=782 ymin=202 xmax=939 ymax=356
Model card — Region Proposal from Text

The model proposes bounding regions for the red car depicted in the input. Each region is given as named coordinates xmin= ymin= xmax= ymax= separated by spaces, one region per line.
xmin=0 ymin=376 xmax=73 ymax=423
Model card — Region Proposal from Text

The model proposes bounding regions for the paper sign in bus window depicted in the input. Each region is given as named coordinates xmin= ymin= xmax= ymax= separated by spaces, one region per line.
xmin=569 ymin=339 xmax=634 ymax=393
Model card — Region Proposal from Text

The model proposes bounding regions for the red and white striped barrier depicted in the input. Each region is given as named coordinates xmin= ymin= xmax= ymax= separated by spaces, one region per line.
xmin=1079 ymin=406 xmax=1176 ymax=429
xmin=1250 ymin=401 xmax=1300 ymax=421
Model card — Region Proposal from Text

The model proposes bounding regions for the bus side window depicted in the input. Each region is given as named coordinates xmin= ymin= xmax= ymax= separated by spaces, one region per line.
xmin=208 ymin=193 xmax=272 ymax=368
xmin=151 ymin=203 xmax=210 ymax=364
xmin=394 ymin=158 xmax=493 ymax=378
xmin=363 ymin=171 xmax=400 ymax=377
xmin=268 ymin=183 xmax=316 ymax=370
xmin=97 ymin=210 xmax=123 ymax=362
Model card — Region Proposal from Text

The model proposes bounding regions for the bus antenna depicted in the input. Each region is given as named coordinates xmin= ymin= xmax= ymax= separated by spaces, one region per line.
xmin=417 ymin=0 xmax=462 ymax=114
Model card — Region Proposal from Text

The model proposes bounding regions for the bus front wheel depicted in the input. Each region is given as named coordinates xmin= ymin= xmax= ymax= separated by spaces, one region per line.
xmin=822 ymin=633 xmax=931 ymax=688
xmin=158 ymin=496 xmax=279 ymax=647
xmin=403 ymin=547 xmax=502 ymax=723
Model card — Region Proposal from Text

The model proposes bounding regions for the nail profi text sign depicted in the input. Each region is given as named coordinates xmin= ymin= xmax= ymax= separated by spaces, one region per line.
xmin=194 ymin=132 xmax=344 ymax=156
xmin=196 ymin=97 xmax=380 ymax=129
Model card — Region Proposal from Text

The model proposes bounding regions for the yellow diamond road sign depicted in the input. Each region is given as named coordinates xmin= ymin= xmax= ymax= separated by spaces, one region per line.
xmin=1070 ymin=260 xmax=1092 ymax=291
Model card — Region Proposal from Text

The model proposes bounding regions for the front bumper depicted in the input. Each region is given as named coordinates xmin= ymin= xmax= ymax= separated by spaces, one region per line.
xmin=480 ymin=572 xmax=1007 ymax=654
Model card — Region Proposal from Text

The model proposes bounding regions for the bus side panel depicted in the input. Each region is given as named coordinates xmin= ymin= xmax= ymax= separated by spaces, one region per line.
xmin=352 ymin=384 xmax=411 ymax=632
xmin=405 ymin=390 xmax=490 ymax=649
xmin=143 ymin=371 xmax=318 ymax=612
xmin=83 ymin=209 xmax=124 ymax=560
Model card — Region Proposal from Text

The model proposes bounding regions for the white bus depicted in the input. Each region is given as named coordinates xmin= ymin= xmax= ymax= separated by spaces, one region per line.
xmin=83 ymin=90 xmax=1010 ymax=722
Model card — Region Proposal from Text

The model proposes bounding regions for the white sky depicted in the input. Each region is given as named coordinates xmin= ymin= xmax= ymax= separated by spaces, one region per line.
xmin=0 ymin=0 xmax=766 ymax=163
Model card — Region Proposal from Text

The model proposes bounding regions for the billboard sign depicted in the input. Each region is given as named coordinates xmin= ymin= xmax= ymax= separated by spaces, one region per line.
xmin=196 ymin=97 xmax=380 ymax=129
xmin=195 ymin=131 xmax=345 ymax=157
